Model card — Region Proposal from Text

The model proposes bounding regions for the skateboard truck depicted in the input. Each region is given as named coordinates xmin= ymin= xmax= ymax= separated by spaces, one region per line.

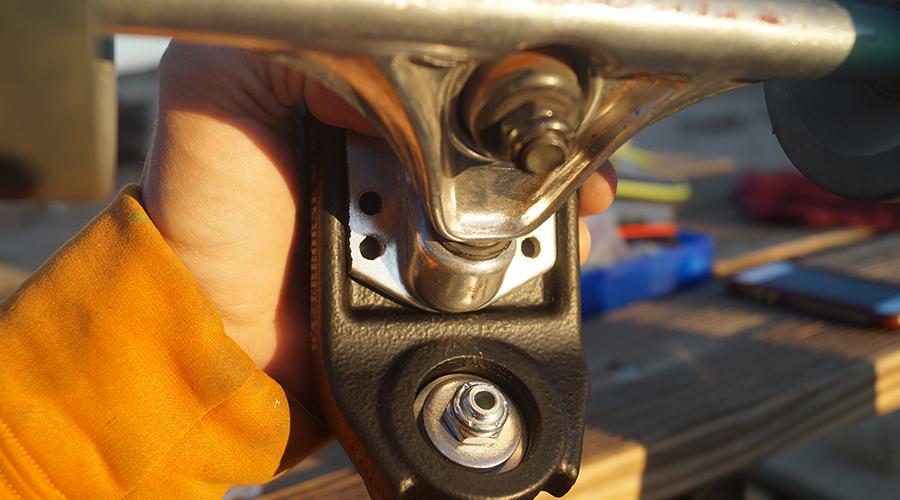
xmin=2 ymin=1 xmax=898 ymax=498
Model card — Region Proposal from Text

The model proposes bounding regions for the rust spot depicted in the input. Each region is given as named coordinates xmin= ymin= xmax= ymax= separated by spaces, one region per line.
xmin=759 ymin=11 xmax=780 ymax=24
xmin=698 ymin=2 xmax=708 ymax=16
xmin=720 ymin=10 xmax=737 ymax=19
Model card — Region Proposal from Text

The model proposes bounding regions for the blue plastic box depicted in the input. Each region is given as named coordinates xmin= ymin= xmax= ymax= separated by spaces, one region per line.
xmin=581 ymin=231 xmax=715 ymax=317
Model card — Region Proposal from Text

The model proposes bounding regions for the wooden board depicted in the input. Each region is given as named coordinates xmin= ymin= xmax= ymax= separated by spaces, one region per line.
xmin=711 ymin=226 xmax=875 ymax=277
xmin=257 ymin=232 xmax=900 ymax=500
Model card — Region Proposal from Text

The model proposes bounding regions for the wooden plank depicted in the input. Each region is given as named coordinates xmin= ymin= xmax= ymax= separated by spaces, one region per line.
xmin=711 ymin=226 xmax=876 ymax=277
xmin=677 ymin=196 xmax=874 ymax=263
xmin=800 ymin=234 xmax=900 ymax=285
xmin=259 ymin=234 xmax=900 ymax=500
xmin=577 ymin=295 xmax=895 ymax=500
xmin=652 ymin=152 xmax=737 ymax=179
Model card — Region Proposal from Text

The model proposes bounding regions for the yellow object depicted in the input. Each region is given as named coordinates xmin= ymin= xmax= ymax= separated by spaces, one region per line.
xmin=610 ymin=142 xmax=658 ymax=169
xmin=0 ymin=185 xmax=331 ymax=500
xmin=610 ymin=142 xmax=693 ymax=202
xmin=615 ymin=178 xmax=693 ymax=203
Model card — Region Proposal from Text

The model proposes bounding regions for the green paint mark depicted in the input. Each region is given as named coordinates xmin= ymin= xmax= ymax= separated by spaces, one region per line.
xmin=130 ymin=211 xmax=150 ymax=222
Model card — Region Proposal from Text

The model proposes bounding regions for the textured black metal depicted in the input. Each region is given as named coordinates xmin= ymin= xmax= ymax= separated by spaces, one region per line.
xmin=305 ymin=111 xmax=589 ymax=500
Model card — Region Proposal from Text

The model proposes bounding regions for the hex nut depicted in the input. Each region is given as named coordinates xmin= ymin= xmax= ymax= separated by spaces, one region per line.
xmin=417 ymin=375 xmax=525 ymax=470
xmin=442 ymin=381 xmax=509 ymax=445
xmin=461 ymin=52 xmax=583 ymax=174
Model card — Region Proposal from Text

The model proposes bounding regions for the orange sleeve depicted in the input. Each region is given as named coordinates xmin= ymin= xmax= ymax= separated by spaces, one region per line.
xmin=0 ymin=185 xmax=331 ymax=500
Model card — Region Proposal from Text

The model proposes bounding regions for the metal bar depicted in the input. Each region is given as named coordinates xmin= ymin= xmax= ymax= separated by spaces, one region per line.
xmin=99 ymin=0 xmax=862 ymax=81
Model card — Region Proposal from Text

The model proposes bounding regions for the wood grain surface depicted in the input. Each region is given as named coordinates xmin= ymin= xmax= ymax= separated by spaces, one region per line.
xmin=258 ymin=232 xmax=900 ymax=500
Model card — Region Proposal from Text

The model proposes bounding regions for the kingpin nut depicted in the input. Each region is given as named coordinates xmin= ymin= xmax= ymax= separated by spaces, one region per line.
xmin=442 ymin=381 xmax=509 ymax=445
xmin=461 ymin=52 xmax=583 ymax=174
xmin=417 ymin=375 xmax=525 ymax=471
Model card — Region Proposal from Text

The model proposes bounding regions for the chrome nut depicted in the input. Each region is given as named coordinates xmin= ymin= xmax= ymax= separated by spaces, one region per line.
xmin=441 ymin=381 xmax=509 ymax=445
xmin=461 ymin=52 xmax=583 ymax=174
xmin=418 ymin=374 xmax=526 ymax=470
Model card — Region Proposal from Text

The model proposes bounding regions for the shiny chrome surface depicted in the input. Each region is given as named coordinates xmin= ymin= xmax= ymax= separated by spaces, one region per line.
xmin=461 ymin=52 xmax=584 ymax=175
xmin=442 ymin=381 xmax=509 ymax=443
xmin=97 ymin=0 xmax=860 ymax=242
xmin=100 ymin=0 xmax=854 ymax=80
xmin=417 ymin=374 xmax=524 ymax=471
xmin=347 ymin=132 xmax=555 ymax=312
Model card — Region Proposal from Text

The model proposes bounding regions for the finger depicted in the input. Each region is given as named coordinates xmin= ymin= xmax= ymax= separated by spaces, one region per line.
xmin=264 ymin=55 xmax=379 ymax=137
xmin=578 ymin=160 xmax=617 ymax=217
xmin=578 ymin=218 xmax=591 ymax=266
xmin=304 ymin=79 xmax=381 ymax=137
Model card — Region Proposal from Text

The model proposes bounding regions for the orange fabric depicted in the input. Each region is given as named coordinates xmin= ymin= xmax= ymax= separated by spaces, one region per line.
xmin=0 ymin=185 xmax=331 ymax=500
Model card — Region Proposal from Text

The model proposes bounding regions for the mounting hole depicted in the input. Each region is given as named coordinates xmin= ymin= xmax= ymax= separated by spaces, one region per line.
xmin=359 ymin=191 xmax=383 ymax=216
xmin=521 ymin=237 xmax=540 ymax=259
xmin=359 ymin=236 xmax=383 ymax=260
xmin=474 ymin=390 xmax=497 ymax=411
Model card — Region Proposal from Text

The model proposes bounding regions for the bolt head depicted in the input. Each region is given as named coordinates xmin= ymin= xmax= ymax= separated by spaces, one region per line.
xmin=519 ymin=131 xmax=570 ymax=174
xmin=498 ymin=106 xmax=574 ymax=174
xmin=460 ymin=52 xmax=583 ymax=173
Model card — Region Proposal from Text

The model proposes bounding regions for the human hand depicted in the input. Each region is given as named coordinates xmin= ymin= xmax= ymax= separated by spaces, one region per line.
xmin=139 ymin=44 xmax=615 ymax=411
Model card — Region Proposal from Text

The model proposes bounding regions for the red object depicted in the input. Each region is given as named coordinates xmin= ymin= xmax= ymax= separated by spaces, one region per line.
xmin=618 ymin=222 xmax=679 ymax=240
xmin=736 ymin=172 xmax=900 ymax=231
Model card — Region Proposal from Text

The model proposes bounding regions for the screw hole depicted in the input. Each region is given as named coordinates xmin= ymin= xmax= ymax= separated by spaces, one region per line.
xmin=474 ymin=390 xmax=496 ymax=411
xmin=521 ymin=237 xmax=540 ymax=259
xmin=358 ymin=191 xmax=383 ymax=216
xmin=360 ymin=236 xmax=383 ymax=260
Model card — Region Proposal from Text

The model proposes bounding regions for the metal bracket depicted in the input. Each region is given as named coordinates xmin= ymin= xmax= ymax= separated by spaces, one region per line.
xmin=307 ymin=111 xmax=589 ymax=500
xmin=346 ymin=131 xmax=556 ymax=312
